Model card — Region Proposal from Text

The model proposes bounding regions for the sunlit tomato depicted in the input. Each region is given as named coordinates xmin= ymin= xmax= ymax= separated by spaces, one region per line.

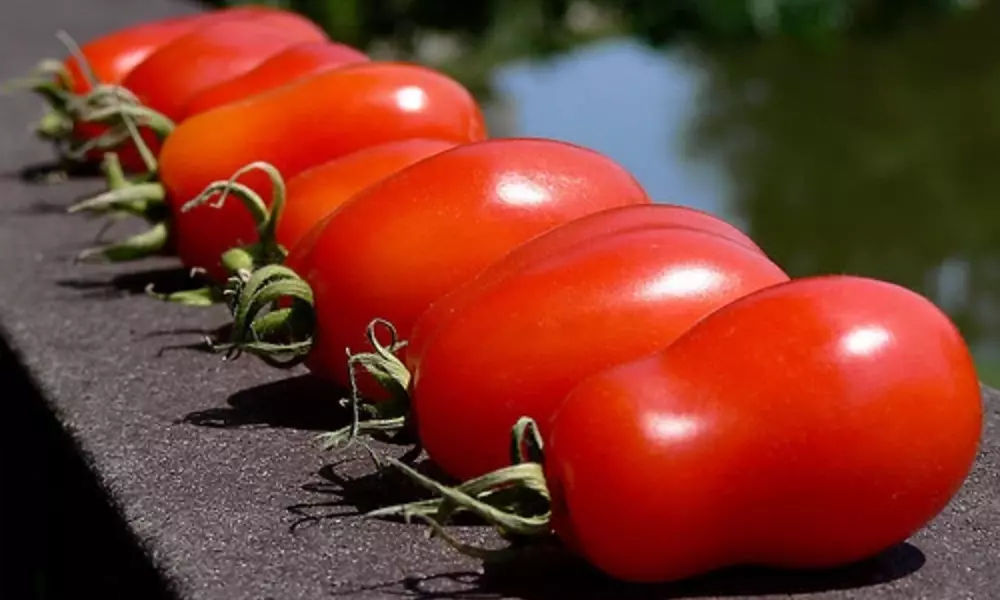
xmin=409 ymin=221 xmax=788 ymax=482
xmin=283 ymin=138 xmax=650 ymax=391
xmin=48 ymin=5 xmax=275 ymax=170
xmin=162 ymin=62 xmax=486 ymax=282
xmin=179 ymin=41 xmax=369 ymax=118
xmin=57 ymin=7 xmax=279 ymax=95
xmin=118 ymin=16 xmax=327 ymax=121
xmin=542 ymin=275 xmax=982 ymax=583
xmin=407 ymin=203 xmax=767 ymax=371
xmin=276 ymin=138 xmax=458 ymax=252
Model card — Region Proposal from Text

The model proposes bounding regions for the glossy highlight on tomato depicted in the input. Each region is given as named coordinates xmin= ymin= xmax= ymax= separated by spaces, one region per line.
xmin=118 ymin=16 xmax=327 ymax=121
xmin=277 ymin=138 xmax=458 ymax=252
xmin=282 ymin=138 xmax=650 ymax=390
xmin=57 ymin=6 xmax=279 ymax=95
xmin=407 ymin=203 xmax=768 ymax=371
xmin=408 ymin=220 xmax=789 ymax=482
xmin=180 ymin=41 xmax=369 ymax=118
xmin=163 ymin=62 xmax=487 ymax=282
xmin=542 ymin=275 xmax=982 ymax=583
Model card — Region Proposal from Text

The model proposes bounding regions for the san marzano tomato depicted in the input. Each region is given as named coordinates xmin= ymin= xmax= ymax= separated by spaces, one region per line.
xmin=220 ymin=138 xmax=651 ymax=393
xmin=543 ymin=275 xmax=981 ymax=582
xmin=404 ymin=218 xmax=788 ymax=482
xmin=380 ymin=275 xmax=981 ymax=584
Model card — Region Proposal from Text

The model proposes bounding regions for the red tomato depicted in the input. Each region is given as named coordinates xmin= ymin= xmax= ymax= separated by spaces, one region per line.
xmin=162 ymin=62 xmax=486 ymax=282
xmin=118 ymin=17 xmax=327 ymax=122
xmin=407 ymin=203 xmax=767 ymax=371
xmin=60 ymin=7 xmax=271 ymax=95
xmin=282 ymin=138 xmax=650 ymax=392
xmin=277 ymin=138 xmax=458 ymax=252
xmin=408 ymin=223 xmax=788 ymax=482
xmin=179 ymin=41 xmax=369 ymax=118
xmin=542 ymin=275 xmax=981 ymax=582
xmin=51 ymin=6 xmax=297 ymax=170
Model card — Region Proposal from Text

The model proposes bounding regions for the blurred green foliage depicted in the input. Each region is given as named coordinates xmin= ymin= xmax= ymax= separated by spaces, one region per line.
xmin=685 ymin=0 xmax=1000 ymax=356
xmin=202 ymin=0 xmax=980 ymax=97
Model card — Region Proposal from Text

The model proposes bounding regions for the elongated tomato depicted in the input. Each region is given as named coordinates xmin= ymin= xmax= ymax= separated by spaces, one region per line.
xmin=406 ymin=203 xmax=768 ymax=373
xmin=119 ymin=17 xmax=327 ymax=121
xmin=35 ymin=5 xmax=275 ymax=170
xmin=409 ymin=224 xmax=788 ymax=482
xmin=180 ymin=41 xmax=369 ymax=118
xmin=277 ymin=138 xmax=458 ymax=252
xmin=164 ymin=62 xmax=486 ymax=282
xmin=279 ymin=138 xmax=650 ymax=391
xmin=541 ymin=275 xmax=981 ymax=582
xmin=58 ymin=6 xmax=282 ymax=95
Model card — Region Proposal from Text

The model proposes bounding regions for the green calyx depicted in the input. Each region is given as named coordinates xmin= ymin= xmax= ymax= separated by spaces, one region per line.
xmin=366 ymin=417 xmax=554 ymax=561
xmin=316 ymin=319 xmax=415 ymax=451
xmin=68 ymin=152 xmax=169 ymax=263
xmin=74 ymin=96 xmax=175 ymax=153
xmin=180 ymin=161 xmax=291 ymax=272
xmin=208 ymin=264 xmax=316 ymax=368
xmin=145 ymin=275 xmax=224 ymax=308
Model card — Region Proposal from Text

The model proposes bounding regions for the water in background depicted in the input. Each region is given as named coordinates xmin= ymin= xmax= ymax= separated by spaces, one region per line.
xmin=485 ymin=10 xmax=1000 ymax=384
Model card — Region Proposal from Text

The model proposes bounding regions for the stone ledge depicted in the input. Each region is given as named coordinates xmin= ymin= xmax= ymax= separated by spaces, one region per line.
xmin=1 ymin=1 xmax=998 ymax=598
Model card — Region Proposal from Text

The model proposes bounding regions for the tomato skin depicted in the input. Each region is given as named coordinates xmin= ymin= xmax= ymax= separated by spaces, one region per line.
xmin=543 ymin=275 xmax=982 ymax=583
xmin=57 ymin=6 xmax=292 ymax=170
xmin=162 ymin=62 xmax=486 ymax=282
xmin=407 ymin=203 xmax=767 ymax=372
xmin=119 ymin=17 xmax=328 ymax=122
xmin=277 ymin=138 xmax=458 ymax=251
xmin=290 ymin=138 xmax=651 ymax=390
xmin=179 ymin=41 xmax=369 ymax=119
xmin=410 ymin=226 xmax=788 ymax=482
xmin=61 ymin=7 xmax=272 ymax=94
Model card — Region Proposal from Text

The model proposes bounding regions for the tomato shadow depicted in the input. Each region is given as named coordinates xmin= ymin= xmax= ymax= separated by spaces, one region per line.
xmin=55 ymin=265 xmax=199 ymax=301
xmin=178 ymin=373 xmax=352 ymax=432
xmin=0 ymin=198 xmax=75 ymax=217
xmin=334 ymin=542 xmax=925 ymax=599
xmin=286 ymin=453 xmax=451 ymax=531
xmin=3 ymin=158 xmax=100 ymax=184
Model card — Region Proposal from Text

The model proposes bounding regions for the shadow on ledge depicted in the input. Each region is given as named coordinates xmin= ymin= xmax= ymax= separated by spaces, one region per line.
xmin=335 ymin=541 xmax=925 ymax=599
xmin=288 ymin=455 xmax=450 ymax=527
xmin=56 ymin=266 xmax=197 ymax=300
xmin=179 ymin=373 xmax=351 ymax=432
xmin=0 ymin=326 xmax=179 ymax=599
xmin=2 ymin=158 xmax=101 ymax=184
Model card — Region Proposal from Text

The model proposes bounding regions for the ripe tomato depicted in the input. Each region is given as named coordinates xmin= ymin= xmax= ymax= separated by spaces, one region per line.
xmin=408 ymin=222 xmax=788 ymax=482
xmin=277 ymin=138 xmax=458 ymax=252
xmin=162 ymin=62 xmax=486 ymax=282
xmin=37 ymin=6 xmax=305 ymax=170
xmin=278 ymin=138 xmax=650 ymax=392
xmin=542 ymin=275 xmax=981 ymax=582
xmin=179 ymin=41 xmax=369 ymax=118
xmin=118 ymin=17 xmax=328 ymax=122
xmin=407 ymin=203 xmax=767 ymax=371
xmin=57 ymin=6 xmax=281 ymax=96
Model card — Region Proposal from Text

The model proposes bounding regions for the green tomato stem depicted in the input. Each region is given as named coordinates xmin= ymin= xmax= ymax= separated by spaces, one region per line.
xmin=210 ymin=264 xmax=316 ymax=368
xmin=68 ymin=153 xmax=167 ymax=220
xmin=67 ymin=179 xmax=166 ymax=217
xmin=179 ymin=160 xmax=291 ymax=269
xmin=75 ymin=220 xmax=170 ymax=263
xmin=316 ymin=319 xmax=415 ymax=450
xmin=78 ymin=102 xmax=175 ymax=142
xmin=366 ymin=418 xmax=554 ymax=561
xmin=146 ymin=284 xmax=222 ymax=307
xmin=35 ymin=108 xmax=73 ymax=141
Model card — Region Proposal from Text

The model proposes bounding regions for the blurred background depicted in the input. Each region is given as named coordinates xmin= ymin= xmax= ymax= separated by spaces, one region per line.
xmin=205 ymin=0 xmax=999 ymax=384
